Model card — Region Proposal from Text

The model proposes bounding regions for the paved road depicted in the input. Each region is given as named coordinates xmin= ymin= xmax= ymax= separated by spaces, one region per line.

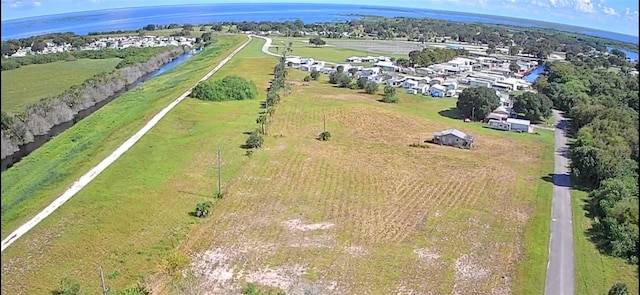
xmin=253 ymin=35 xmax=280 ymax=57
xmin=0 ymin=35 xmax=254 ymax=253
xmin=544 ymin=109 xmax=575 ymax=295
xmin=253 ymin=35 xmax=337 ymax=66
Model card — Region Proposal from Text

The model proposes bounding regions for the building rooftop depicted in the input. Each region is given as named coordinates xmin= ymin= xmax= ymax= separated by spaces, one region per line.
xmin=433 ymin=129 xmax=473 ymax=140
xmin=506 ymin=118 xmax=531 ymax=125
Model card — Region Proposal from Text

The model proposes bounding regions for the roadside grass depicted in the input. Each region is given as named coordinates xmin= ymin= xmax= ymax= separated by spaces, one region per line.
xmin=0 ymin=35 xmax=247 ymax=240
xmin=572 ymin=189 xmax=639 ymax=295
xmin=1 ymin=58 xmax=121 ymax=112
xmin=170 ymin=66 xmax=555 ymax=293
xmin=0 ymin=36 xmax=274 ymax=295
xmin=267 ymin=36 xmax=405 ymax=62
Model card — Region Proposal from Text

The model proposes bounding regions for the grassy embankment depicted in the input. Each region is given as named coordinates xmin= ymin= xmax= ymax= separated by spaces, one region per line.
xmin=0 ymin=34 xmax=247 ymax=239
xmin=1 ymin=58 xmax=121 ymax=112
xmin=266 ymin=36 xmax=406 ymax=63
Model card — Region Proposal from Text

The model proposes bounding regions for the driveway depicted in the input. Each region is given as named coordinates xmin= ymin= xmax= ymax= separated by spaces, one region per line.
xmin=544 ymin=109 xmax=575 ymax=295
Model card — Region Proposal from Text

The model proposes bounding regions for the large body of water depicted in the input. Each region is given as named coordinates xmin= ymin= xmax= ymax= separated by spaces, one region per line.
xmin=2 ymin=3 xmax=638 ymax=45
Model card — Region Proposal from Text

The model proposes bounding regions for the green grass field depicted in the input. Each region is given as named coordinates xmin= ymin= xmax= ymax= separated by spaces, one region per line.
xmin=0 ymin=35 xmax=247 ymax=240
xmin=4 ymin=33 xmax=631 ymax=295
xmin=0 ymin=35 xmax=255 ymax=295
xmin=572 ymin=190 xmax=639 ymax=295
xmin=1 ymin=58 xmax=121 ymax=112
xmin=0 ymin=35 xmax=557 ymax=294
xmin=267 ymin=36 xmax=405 ymax=63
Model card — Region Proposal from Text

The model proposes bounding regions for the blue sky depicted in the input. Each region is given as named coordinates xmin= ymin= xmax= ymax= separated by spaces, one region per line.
xmin=1 ymin=0 xmax=639 ymax=36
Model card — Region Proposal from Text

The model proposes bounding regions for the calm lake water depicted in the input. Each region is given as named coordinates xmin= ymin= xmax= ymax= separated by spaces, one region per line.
xmin=2 ymin=3 xmax=638 ymax=44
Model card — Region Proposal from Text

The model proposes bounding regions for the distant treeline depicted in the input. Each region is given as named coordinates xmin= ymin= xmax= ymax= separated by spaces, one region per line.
xmin=3 ymin=16 xmax=637 ymax=61
xmin=0 ymin=46 xmax=187 ymax=160
xmin=1 ymin=46 xmax=180 ymax=71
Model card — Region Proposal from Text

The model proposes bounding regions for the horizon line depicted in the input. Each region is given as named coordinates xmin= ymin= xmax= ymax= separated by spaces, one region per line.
xmin=1 ymin=2 xmax=639 ymax=39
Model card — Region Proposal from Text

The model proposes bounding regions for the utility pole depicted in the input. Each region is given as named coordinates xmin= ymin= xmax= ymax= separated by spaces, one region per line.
xmin=265 ymin=100 xmax=269 ymax=135
xmin=323 ymin=114 xmax=326 ymax=133
xmin=99 ymin=265 xmax=107 ymax=295
xmin=471 ymin=105 xmax=475 ymax=122
xmin=217 ymin=146 xmax=221 ymax=197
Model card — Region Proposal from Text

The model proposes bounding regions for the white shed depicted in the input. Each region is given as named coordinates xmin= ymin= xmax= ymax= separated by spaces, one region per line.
xmin=506 ymin=118 xmax=532 ymax=133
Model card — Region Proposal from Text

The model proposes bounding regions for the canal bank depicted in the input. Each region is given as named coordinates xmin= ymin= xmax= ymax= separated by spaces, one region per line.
xmin=1 ymin=47 xmax=201 ymax=172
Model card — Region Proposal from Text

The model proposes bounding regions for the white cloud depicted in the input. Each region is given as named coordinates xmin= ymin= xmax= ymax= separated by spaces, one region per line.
xmin=7 ymin=0 xmax=20 ymax=8
xmin=574 ymin=0 xmax=595 ymax=13
xmin=32 ymin=1 xmax=40 ymax=6
xmin=602 ymin=6 xmax=617 ymax=16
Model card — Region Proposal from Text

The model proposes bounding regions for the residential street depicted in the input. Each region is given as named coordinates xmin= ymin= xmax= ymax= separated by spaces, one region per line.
xmin=544 ymin=109 xmax=576 ymax=295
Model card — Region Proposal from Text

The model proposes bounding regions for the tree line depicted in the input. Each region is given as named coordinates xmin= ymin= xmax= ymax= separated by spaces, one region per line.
xmin=0 ymin=46 xmax=187 ymax=163
xmin=534 ymin=54 xmax=639 ymax=265
xmin=1 ymin=46 xmax=182 ymax=71
xmin=244 ymin=43 xmax=293 ymax=150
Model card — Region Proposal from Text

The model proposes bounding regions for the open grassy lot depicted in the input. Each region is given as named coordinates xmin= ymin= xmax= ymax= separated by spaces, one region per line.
xmin=2 ymin=37 xmax=557 ymax=294
xmin=572 ymin=190 xmax=639 ymax=295
xmin=0 ymin=35 xmax=247 ymax=240
xmin=1 ymin=58 xmax=121 ymax=112
xmin=169 ymin=59 xmax=553 ymax=293
xmin=0 ymin=35 xmax=255 ymax=295
xmin=267 ymin=36 xmax=405 ymax=63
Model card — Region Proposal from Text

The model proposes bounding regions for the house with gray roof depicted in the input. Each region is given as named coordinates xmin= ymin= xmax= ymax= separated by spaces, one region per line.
xmin=433 ymin=129 xmax=474 ymax=149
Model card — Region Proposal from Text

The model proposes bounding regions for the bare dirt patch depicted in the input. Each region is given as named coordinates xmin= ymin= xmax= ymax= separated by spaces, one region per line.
xmin=282 ymin=219 xmax=335 ymax=231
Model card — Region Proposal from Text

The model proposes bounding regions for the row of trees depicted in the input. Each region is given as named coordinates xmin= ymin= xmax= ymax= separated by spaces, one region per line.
xmin=535 ymin=55 xmax=639 ymax=265
xmin=0 ymin=47 xmax=186 ymax=163
xmin=245 ymin=44 xmax=293 ymax=149
xmin=408 ymin=47 xmax=468 ymax=67
xmin=202 ymin=18 xmax=636 ymax=56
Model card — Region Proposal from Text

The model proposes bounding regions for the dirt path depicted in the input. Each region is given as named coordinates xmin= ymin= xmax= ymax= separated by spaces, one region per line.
xmin=0 ymin=35 xmax=253 ymax=253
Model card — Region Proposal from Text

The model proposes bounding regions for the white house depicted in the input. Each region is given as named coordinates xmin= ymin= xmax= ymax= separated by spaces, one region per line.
xmin=386 ymin=77 xmax=406 ymax=87
xmin=429 ymin=84 xmax=447 ymax=97
xmin=506 ymin=118 xmax=532 ymax=133
xmin=286 ymin=57 xmax=302 ymax=68
xmin=430 ymin=77 xmax=445 ymax=85
xmin=411 ymin=84 xmax=429 ymax=94
xmin=442 ymin=80 xmax=458 ymax=90
xmin=373 ymin=61 xmax=397 ymax=72
xmin=403 ymin=79 xmax=419 ymax=89
xmin=300 ymin=58 xmax=315 ymax=65
xmin=360 ymin=67 xmax=381 ymax=77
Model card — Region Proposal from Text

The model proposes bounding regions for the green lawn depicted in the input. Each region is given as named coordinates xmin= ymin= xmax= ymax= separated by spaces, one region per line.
xmin=0 ymin=35 xmax=249 ymax=294
xmin=267 ymin=36 xmax=405 ymax=63
xmin=572 ymin=189 xmax=639 ymax=295
xmin=1 ymin=58 xmax=121 ymax=112
xmin=1 ymin=37 xmax=559 ymax=294
xmin=0 ymin=35 xmax=247 ymax=240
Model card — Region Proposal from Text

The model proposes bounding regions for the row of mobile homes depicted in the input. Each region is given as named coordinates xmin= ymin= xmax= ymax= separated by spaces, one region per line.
xmin=486 ymin=118 xmax=532 ymax=133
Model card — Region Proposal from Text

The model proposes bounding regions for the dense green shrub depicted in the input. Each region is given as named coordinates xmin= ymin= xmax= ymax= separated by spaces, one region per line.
xmin=191 ymin=75 xmax=258 ymax=101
